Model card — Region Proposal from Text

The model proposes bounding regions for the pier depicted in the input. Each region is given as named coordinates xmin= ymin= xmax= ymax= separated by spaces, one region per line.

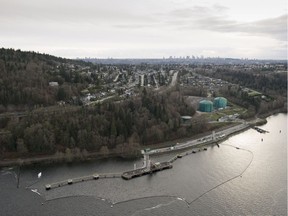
xmin=253 ymin=126 xmax=269 ymax=134
xmin=45 ymin=149 xmax=173 ymax=189
xmin=45 ymin=172 xmax=121 ymax=190
xmin=122 ymin=149 xmax=172 ymax=180
xmin=45 ymin=163 xmax=172 ymax=190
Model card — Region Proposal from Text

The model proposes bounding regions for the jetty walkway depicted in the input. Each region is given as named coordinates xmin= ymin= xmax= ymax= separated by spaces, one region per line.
xmin=122 ymin=162 xmax=172 ymax=180
xmin=45 ymin=172 xmax=122 ymax=190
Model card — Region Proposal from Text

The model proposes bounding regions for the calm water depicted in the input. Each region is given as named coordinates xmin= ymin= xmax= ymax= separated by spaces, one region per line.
xmin=0 ymin=114 xmax=287 ymax=215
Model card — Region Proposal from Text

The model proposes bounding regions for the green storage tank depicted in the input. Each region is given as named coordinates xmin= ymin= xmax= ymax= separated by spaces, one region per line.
xmin=199 ymin=100 xmax=213 ymax=112
xmin=214 ymin=97 xmax=227 ymax=109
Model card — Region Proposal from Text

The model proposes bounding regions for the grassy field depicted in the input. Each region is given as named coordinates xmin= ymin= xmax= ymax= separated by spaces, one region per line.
xmin=204 ymin=102 xmax=247 ymax=121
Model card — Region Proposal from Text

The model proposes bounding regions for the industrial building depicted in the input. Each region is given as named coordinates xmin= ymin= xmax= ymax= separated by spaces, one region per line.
xmin=213 ymin=97 xmax=227 ymax=109
xmin=199 ymin=100 xmax=213 ymax=112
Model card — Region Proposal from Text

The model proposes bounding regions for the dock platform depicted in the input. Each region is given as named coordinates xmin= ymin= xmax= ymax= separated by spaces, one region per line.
xmin=121 ymin=162 xmax=172 ymax=180
xmin=253 ymin=126 xmax=269 ymax=133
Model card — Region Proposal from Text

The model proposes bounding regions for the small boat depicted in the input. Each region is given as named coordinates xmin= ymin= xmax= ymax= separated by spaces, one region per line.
xmin=93 ymin=174 xmax=99 ymax=180
xmin=203 ymin=148 xmax=207 ymax=151
xmin=45 ymin=184 xmax=51 ymax=190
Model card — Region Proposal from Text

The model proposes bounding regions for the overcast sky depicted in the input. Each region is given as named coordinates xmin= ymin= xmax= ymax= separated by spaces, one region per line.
xmin=0 ymin=0 xmax=287 ymax=59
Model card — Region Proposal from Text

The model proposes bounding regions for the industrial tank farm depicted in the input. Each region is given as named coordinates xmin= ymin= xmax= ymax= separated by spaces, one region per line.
xmin=214 ymin=97 xmax=227 ymax=109
xmin=199 ymin=100 xmax=213 ymax=112
xmin=198 ymin=97 xmax=228 ymax=112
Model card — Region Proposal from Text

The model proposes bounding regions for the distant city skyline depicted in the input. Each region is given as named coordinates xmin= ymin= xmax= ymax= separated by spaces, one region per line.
xmin=0 ymin=0 xmax=287 ymax=59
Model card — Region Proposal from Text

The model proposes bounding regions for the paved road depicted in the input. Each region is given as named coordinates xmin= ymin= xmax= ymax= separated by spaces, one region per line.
xmin=170 ymin=71 xmax=178 ymax=88
xmin=147 ymin=123 xmax=250 ymax=155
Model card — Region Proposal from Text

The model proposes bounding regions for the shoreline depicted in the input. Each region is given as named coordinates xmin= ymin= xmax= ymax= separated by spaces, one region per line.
xmin=43 ymin=121 xmax=252 ymax=189
xmin=0 ymin=124 xmax=251 ymax=168
xmin=0 ymin=112 xmax=285 ymax=168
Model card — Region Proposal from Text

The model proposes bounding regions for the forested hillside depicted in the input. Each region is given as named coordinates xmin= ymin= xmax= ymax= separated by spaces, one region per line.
xmin=1 ymin=48 xmax=285 ymax=161
xmin=202 ymin=67 xmax=287 ymax=97
xmin=0 ymin=49 xmax=204 ymax=159
xmin=0 ymin=48 xmax=95 ymax=111
xmin=0 ymin=89 xmax=205 ymax=159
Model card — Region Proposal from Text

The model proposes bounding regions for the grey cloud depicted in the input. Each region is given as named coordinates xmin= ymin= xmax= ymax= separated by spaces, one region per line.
xmin=169 ymin=4 xmax=229 ymax=18
xmin=0 ymin=0 xmax=286 ymax=59
xmin=0 ymin=0 xmax=152 ymax=25
xmin=113 ymin=24 xmax=156 ymax=29
xmin=169 ymin=7 xmax=210 ymax=18
xmin=167 ymin=4 xmax=287 ymax=41
xmin=212 ymin=4 xmax=229 ymax=12
xmin=241 ymin=15 xmax=287 ymax=40
xmin=195 ymin=14 xmax=287 ymax=41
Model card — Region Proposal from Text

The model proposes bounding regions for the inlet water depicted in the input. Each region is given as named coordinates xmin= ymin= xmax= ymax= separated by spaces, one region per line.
xmin=0 ymin=114 xmax=286 ymax=216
